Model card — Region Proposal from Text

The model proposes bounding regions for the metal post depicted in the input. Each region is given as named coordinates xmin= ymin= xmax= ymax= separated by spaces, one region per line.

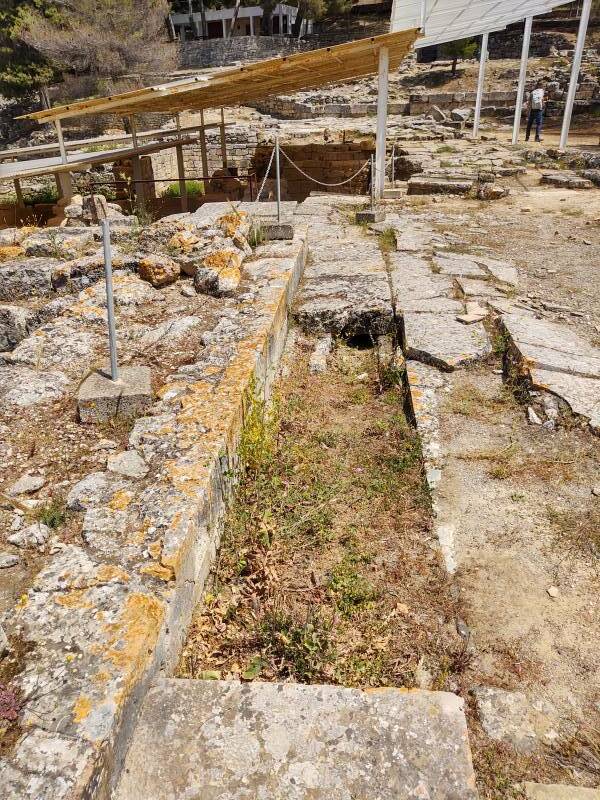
xmin=420 ymin=0 xmax=427 ymax=32
xmin=391 ymin=144 xmax=396 ymax=186
xmin=473 ymin=32 xmax=489 ymax=139
xmin=54 ymin=120 xmax=68 ymax=164
xmin=512 ymin=16 xmax=533 ymax=145
xmin=370 ymin=154 xmax=375 ymax=211
xmin=375 ymin=46 xmax=389 ymax=199
xmin=101 ymin=220 xmax=119 ymax=382
xmin=275 ymin=136 xmax=281 ymax=223
xmin=559 ymin=0 xmax=592 ymax=151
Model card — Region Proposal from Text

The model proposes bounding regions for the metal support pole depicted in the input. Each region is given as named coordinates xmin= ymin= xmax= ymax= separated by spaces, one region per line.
xmin=275 ymin=136 xmax=281 ymax=223
xmin=101 ymin=220 xmax=119 ymax=383
xmin=375 ymin=46 xmax=389 ymax=199
xmin=559 ymin=0 xmax=592 ymax=151
xmin=54 ymin=120 xmax=68 ymax=164
xmin=473 ymin=32 xmax=489 ymax=139
xmin=370 ymin=154 xmax=375 ymax=211
xmin=219 ymin=108 xmax=228 ymax=168
xmin=391 ymin=144 xmax=396 ymax=186
xmin=420 ymin=0 xmax=427 ymax=32
xmin=129 ymin=115 xmax=139 ymax=149
xmin=512 ymin=16 xmax=533 ymax=145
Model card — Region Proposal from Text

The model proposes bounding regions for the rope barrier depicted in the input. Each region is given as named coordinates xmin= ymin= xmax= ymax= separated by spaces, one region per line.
xmin=279 ymin=147 xmax=371 ymax=188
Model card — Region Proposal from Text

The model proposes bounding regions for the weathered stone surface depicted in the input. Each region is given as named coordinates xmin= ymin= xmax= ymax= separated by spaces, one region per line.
xmin=7 ymin=473 xmax=45 ymax=496
xmin=138 ymin=255 xmax=180 ymax=288
xmin=195 ymin=246 xmax=243 ymax=296
xmin=115 ymin=680 xmax=478 ymax=800
xmin=77 ymin=366 xmax=153 ymax=424
xmin=107 ymin=450 xmax=149 ymax=479
xmin=455 ymin=277 xmax=501 ymax=298
xmin=531 ymin=369 xmax=600 ymax=433
xmin=477 ymin=184 xmax=509 ymax=200
xmin=0 ymin=304 xmax=35 ymax=350
xmin=0 ymin=552 xmax=20 ymax=568
xmin=541 ymin=173 xmax=594 ymax=190
xmin=523 ymin=783 xmax=600 ymax=800
xmin=7 ymin=319 xmax=101 ymax=372
xmin=503 ymin=313 xmax=600 ymax=380
xmin=22 ymin=229 xmax=95 ymax=258
xmin=0 ymin=227 xmax=308 ymax=800
xmin=65 ymin=472 xmax=110 ymax=511
xmin=309 ymin=334 xmax=333 ymax=374
xmin=0 ymin=365 xmax=70 ymax=408
xmin=473 ymin=686 xmax=556 ymax=754
xmin=7 ymin=523 xmax=51 ymax=548
xmin=355 ymin=209 xmax=385 ymax=223
xmin=408 ymin=176 xmax=474 ymax=196
xmin=451 ymin=107 xmax=472 ymax=122
xmin=475 ymin=256 xmax=519 ymax=286
xmin=139 ymin=316 xmax=200 ymax=347
xmin=433 ymin=253 xmax=486 ymax=277
xmin=0 ymin=258 xmax=61 ymax=300
xmin=405 ymin=312 xmax=490 ymax=370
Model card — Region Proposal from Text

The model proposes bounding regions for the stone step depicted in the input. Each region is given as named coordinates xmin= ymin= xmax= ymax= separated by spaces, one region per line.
xmin=115 ymin=679 xmax=479 ymax=800
xmin=383 ymin=187 xmax=404 ymax=199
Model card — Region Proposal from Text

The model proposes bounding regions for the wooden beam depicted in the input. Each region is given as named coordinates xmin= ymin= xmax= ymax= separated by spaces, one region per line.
xmin=176 ymin=143 xmax=188 ymax=213
xmin=13 ymin=179 xmax=25 ymax=208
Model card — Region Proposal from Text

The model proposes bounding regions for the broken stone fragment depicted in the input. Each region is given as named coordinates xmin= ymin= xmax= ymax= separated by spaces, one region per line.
xmin=138 ymin=255 xmax=180 ymax=288
xmin=107 ymin=450 xmax=149 ymax=479
xmin=523 ymin=783 xmax=600 ymax=800
xmin=6 ymin=473 xmax=46 ymax=496
xmin=7 ymin=522 xmax=51 ymax=548
xmin=472 ymin=686 xmax=554 ymax=754
xmin=66 ymin=472 xmax=110 ymax=511
xmin=0 ymin=552 xmax=20 ymax=568
xmin=194 ymin=248 xmax=243 ymax=297
xmin=477 ymin=184 xmax=509 ymax=201
xmin=0 ymin=304 xmax=35 ymax=351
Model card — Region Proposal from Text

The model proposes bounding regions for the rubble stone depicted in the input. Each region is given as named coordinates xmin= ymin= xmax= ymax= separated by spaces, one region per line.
xmin=138 ymin=255 xmax=180 ymax=288
xmin=7 ymin=523 xmax=51 ymax=548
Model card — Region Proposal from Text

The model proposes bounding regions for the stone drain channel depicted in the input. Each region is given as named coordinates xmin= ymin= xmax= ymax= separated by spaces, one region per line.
xmin=3 ymin=196 xmax=599 ymax=799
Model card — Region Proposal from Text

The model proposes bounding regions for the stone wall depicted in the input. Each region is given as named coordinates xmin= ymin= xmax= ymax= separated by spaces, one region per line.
xmin=252 ymin=96 xmax=409 ymax=119
xmin=252 ymin=140 xmax=374 ymax=201
xmin=488 ymin=30 xmax=572 ymax=59
xmin=179 ymin=35 xmax=320 ymax=68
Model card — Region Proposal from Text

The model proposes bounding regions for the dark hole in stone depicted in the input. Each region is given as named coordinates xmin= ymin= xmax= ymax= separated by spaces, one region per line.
xmin=345 ymin=333 xmax=374 ymax=350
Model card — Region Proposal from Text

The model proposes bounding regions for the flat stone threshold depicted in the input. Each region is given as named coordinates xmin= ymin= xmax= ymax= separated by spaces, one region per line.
xmin=115 ymin=679 xmax=478 ymax=800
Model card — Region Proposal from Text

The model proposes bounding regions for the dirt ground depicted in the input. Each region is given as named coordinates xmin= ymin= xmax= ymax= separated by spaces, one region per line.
xmin=178 ymin=341 xmax=473 ymax=691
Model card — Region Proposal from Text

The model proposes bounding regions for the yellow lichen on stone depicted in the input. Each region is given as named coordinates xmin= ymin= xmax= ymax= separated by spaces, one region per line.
xmin=109 ymin=490 xmax=134 ymax=511
xmin=55 ymin=589 xmax=93 ymax=609
xmin=105 ymin=593 xmax=164 ymax=681
xmin=139 ymin=563 xmax=174 ymax=582
xmin=95 ymin=565 xmax=131 ymax=585
xmin=0 ymin=245 xmax=24 ymax=262
xmin=147 ymin=539 xmax=163 ymax=560
xmin=203 ymin=249 xmax=242 ymax=274
xmin=73 ymin=695 xmax=92 ymax=723
xmin=217 ymin=211 xmax=247 ymax=238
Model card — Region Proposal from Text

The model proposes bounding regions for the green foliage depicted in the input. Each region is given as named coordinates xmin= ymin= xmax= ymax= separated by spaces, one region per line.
xmin=0 ymin=1 xmax=57 ymax=98
xmin=328 ymin=554 xmax=376 ymax=617
xmin=161 ymin=180 xmax=205 ymax=198
xmin=258 ymin=609 xmax=334 ymax=682
xmin=441 ymin=37 xmax=478 ymax=75
xmin=36 ymin=498 xmax=66 ymax=529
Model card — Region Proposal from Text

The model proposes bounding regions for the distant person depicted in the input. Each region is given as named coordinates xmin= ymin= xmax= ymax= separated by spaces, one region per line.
xmin=526 ymin=81 xmax=545 ymax=143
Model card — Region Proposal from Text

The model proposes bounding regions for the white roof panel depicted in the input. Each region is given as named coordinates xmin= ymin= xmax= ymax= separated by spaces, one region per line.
xmin=391 ymin=0 xmax=573 ymax=47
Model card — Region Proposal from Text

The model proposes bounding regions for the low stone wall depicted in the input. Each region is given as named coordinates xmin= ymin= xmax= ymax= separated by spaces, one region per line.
xmin=179 ymin=35 xmax=320 ymax=68
xmin=488 ymin=30 xmax=572 ymax=59
xmin=252 ymin=140 xmax=374 ymax=201
xmin=252 ymin=96 xmax=409 ymax=119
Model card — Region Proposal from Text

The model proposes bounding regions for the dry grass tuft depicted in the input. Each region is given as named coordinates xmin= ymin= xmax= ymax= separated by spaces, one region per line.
xmin=445 ymin=381 xmax=513 ymax=420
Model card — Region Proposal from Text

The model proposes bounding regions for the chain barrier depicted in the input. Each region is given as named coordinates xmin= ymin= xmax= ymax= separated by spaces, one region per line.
xmin=279 ymin=147 xmax=371 ymax=188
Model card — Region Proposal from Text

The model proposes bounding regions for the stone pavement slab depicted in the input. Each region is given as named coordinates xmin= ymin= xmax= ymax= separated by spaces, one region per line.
xmin=115 ymin=679 xmax=478 ymax=800
xmin=405 ymin=312 xmax=491 ymax=370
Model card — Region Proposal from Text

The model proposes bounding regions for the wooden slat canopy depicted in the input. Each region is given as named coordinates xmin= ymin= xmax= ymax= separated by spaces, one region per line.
xmin=20 ymin=29 xmax=418 ymax=124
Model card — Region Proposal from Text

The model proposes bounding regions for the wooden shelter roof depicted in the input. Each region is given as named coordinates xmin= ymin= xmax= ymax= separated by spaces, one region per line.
xmin=20 ymin=30 xmax=418 ymax=125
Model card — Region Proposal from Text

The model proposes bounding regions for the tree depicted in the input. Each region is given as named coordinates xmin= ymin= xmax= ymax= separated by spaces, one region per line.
xmin=16 ymin=0 xmax=176 ymax=97
xmin=0 ymin=1 xmax=57 ymax=100
xmin=441 ymin=38 xmax=477 ymax=76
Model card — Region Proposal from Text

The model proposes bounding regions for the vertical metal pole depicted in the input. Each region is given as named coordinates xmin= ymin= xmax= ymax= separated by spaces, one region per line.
xmin=54 ymin=120 xmax=68 ymax=164
xmin=391 ymin=144 xmax=395 ymax=186
xmin=420 ymin=0 xmax=427 ymax=32
xmin=559 ymin=0 xmax=592 ymax=151
xmin=101 ymin=220 xmax=119 ymax=382
xmin=375 ymin=46 xmax=389 ymax=199
xmin=512 ymin=16 xmax=533 ymax=145
xmin=275 ymin=136 xmax=281 ymax=223
xmin=473 ymin=32 xmax=489 ymax=139
xmin=370 ymin=154 xmax=375 ymax=211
